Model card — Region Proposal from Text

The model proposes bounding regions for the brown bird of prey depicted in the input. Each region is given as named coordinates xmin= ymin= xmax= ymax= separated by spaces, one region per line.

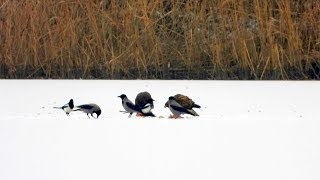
xmin=165 ymin=94 xmax=200 ymax=118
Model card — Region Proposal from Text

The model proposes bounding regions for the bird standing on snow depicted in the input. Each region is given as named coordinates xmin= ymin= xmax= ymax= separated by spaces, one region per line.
xmin=118 ymin=94 xmax=141 ymax=117
xmin=53 ymin=99 xmax=74 ymax=116
xmin=135 ymin=91 xmax=155 ymax=117
xmin=166 ymin=96 xmax=199 ymax=118
xmin=73 ymin=103 xmax=101 ymax=119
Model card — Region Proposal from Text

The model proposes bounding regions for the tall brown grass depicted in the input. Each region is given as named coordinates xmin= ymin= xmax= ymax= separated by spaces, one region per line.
xmin=0 ymin=0 xmax=319 ymax=79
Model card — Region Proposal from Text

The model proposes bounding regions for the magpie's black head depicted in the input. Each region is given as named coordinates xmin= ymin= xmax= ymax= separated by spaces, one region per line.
xmin=118 ymin=94 xmax=127 ymax=99
xmin=169 ymin=96 xmax=175 ymax=100
xmin=69 ymin=99 xmax=74 ymax=109
xmin=95 ymin=110 xmax=102 ymax=118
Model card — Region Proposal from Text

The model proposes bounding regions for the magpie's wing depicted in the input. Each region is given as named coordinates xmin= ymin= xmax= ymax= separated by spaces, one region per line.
xmin=142 ymin=103 xmax=151 ymax=109
xmin=126 ymin=102 xmax=140 ymax=112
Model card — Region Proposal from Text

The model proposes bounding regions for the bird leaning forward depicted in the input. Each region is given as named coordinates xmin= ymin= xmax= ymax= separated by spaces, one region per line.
xmin=135 ymin=91 xmax=156 ymax=117
xmin=73 ymin=103 xmax=101 ymax=119
xmin=165 ymin=96 xmax=200 ymax=118
xmin=165 ymin=94 xmax=201 ymax=109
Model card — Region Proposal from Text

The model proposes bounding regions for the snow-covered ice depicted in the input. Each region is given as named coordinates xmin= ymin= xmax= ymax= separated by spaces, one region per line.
xmin=0 ymin=80 xmax=320 ymax=180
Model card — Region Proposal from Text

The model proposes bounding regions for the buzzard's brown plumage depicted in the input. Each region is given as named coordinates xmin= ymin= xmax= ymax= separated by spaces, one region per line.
xmin=165 ymin=94 xmax=201 ymax=109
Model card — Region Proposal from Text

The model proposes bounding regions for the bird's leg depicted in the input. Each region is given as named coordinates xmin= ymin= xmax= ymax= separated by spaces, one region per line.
xmin=128 ymin=112 xmax=133 ymax=118
xmin=87 ymin=113 xmax=90 ymax=118
xmin=169 ymin=114 xmax=181 ymax=119
xmin=175 ymin=115 xmax=183 ymax=119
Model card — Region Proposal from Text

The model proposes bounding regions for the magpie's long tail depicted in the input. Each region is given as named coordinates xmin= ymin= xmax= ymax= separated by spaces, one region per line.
xmin=53 ymin=107 xmax=62 ymax=109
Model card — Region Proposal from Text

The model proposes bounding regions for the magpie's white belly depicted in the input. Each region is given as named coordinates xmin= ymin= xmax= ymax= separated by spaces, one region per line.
xmin=63 ymin=106 xmax=72 ymax=113
xmin=141 ymin=103 xmax=152 ymax=113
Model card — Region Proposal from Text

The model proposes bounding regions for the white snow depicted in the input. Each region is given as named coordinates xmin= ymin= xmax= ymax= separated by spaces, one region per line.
xmin=0 ymin=80 xmax=320 ymax=180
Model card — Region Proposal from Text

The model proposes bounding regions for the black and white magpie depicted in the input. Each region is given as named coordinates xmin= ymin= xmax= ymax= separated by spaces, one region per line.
xmin=135 ymin=92 xmax=155 ymax=117
xmin=53 ymin=99 xmax=74 ymax=116
xmin=135 ymin=92 xmax=154 ymax=109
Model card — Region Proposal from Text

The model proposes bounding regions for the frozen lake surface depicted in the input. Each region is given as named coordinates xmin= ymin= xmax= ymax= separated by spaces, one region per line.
xmin=1 ymin=80 xmax=320 ymax=180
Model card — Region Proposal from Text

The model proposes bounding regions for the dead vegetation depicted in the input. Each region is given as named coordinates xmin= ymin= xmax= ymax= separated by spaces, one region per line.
xmin=0 ymin=0 xmax=320 ymax=79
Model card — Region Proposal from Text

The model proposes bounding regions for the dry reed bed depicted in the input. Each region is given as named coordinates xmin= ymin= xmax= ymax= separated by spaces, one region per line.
xmin=0 ymin=0 xmax=319 ymax=79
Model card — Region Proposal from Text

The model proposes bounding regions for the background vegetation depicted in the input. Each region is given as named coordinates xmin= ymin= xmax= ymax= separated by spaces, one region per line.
xmin=0 ymin=0 xmax=319 ymax=79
